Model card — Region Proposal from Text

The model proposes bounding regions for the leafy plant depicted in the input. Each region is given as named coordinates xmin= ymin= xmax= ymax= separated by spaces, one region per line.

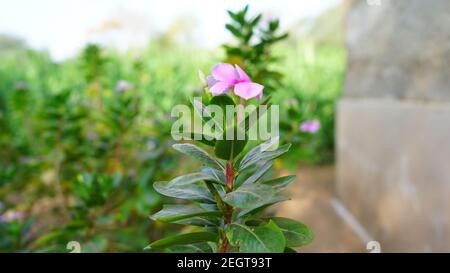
xmin=223 ymin=5 xmax=288 ymax=94
xmin=146 ymin=64 xmax=313 ymax=253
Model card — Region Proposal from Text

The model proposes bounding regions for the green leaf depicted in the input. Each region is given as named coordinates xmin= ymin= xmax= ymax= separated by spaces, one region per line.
xmin=250 ymin=14 xmax=262 ymax=27
xmin=238 ymin=96 xmax=271 ymax=132
xmin=145 ymin=232 xmax=219 ymax=250
xmin=208 ymin=94 xmax=235 ymax=129
xmin=239 ymin=142 xmax=291 ymax=172
xmin=214 ymin=127 xmax=247 ymax=160
xmin=166 ymin=172 xmax=218 ymax=187
xmin=171 ymin=215 xmax=221 ymax=227
xmin=226 ymin=221 xmax=285 ymax=253
xmin=239 ymin=139 xmax=274 ymax=168
xmin=150 ymin=204 xmax=221 ymax=223
xmin=241 ymin=161 xmax=273 ymax=186
xmin=238 ymin=194 xmax=290 ymax=218
xmin=261 ymin=175 xmax=296 ymax=191
xmin=172 ymin=131 xmax=216 ymax=147
xmin=284 ymin=247 xmax=297 ymax=253
xmin=226 ymin=23 xmax=242 ymax=37
xmin=167 ymin=242 xmax=213 ymax=253
xmin=153 ymin=173 xmax=215 ymax=203
xmin=267 ymin=217 xmax=314 ymax=247
xmin=173 ymin=143 xmax=225 ymax=171
xmin=191 ymin=98 xmax=224 ymax=134
xmin=207 ymin=95 xmax=246 ymax=160
xmin=200 ymin=167 xmax=226 ymax=185
xmin=268 ymin=19 xmax=279 ymax=31
xmin=223 ymin=183 xmax=275 ymax=209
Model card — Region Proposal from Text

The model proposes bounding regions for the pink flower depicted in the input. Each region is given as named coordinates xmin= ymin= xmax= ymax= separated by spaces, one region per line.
xmin=0 ymin=211 xmax=24 ymax=223
xmin=116 ymin=80 xmax=132 ymax=92
xmin=207 ymin=63 xmax=264 ymax=100
xmin=300 ymin=120 xmax=321 ymax=134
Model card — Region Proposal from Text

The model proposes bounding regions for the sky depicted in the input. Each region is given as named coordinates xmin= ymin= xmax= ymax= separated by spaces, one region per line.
xmin=0 ymin=0 xmax=339 ymax=60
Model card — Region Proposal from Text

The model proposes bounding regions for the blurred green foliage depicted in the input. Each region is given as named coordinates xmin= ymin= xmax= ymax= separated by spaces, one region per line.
xmin=0 ymin=5 xmax=344 ymax=252
xmin=223 ymin=5 xmax=288 ymax=94
xmin=0 ymin=41 xmax=215 ymax=252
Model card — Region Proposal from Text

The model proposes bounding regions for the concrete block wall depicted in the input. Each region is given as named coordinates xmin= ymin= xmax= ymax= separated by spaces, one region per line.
xmin=337 ymin=0 xmax=450 ymax=251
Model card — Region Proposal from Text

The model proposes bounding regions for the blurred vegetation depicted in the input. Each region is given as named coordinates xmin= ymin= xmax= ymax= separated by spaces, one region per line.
xmin=0 ymin=5 xmax=344 ymax=252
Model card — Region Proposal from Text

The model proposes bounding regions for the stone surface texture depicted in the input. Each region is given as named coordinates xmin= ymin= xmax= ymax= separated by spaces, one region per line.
xmin=338 ymin=0 xmax=450 ymax=251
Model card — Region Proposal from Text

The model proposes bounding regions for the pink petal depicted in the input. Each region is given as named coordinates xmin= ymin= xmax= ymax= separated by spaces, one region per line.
xmin=234 ymin=82 xmax=264 ymax=100
xmin=234 ymin=64 xmax=251 ymax=82
xmin=206 ymin=76 xmax=217 ymax=89
xmin=211 ymin=63 xmax=237 ymax=84
xmin=210 ymin=81 xmax=232 ymax=95
xmin=299 ymin=120 xmax=321 ymax=133
xmin=256 ymin=91 xmax=263 ymax=101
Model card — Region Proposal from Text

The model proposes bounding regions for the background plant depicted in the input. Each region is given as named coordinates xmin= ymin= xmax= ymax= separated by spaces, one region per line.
xmin=223 ymin=5 xmax=288 ymax=95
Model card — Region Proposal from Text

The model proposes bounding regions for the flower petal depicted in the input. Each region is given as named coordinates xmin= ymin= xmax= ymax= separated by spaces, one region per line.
xmin=299 ymin=120 xmax=321 ymax=133
xmin=256 ymin=91 xmax=263 ymax=101
xmin=234 ymin=64 xmax=251 ymax=82
xmin=210 ymin=81 xmax=232 ymax=95
xmin=212 ymin=63 xmax=237 ymax=84
xmin=206 ymin=76 xmax=218 ymax=89
xmin=234 ymin=82 xmax=264 ymax=100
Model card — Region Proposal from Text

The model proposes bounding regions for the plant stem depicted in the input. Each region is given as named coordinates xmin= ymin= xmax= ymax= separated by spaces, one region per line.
xmin=225 ymin=161 xmax=235 ymax=192
xmin=219 ymin=160 xmax=236 ymax=253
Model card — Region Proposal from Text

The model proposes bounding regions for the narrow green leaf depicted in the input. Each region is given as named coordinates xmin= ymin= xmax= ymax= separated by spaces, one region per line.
xmin=239 ymin=142 xmax=291 ymax=172
xmin=261 ymin=175 xmax=296 ymax=191
xmin=225 ymin=24 xmax=242 ymax=37
xmin=150 ymin=204 xmax=221 ymax=223
xmin=239 ymin=138 xmax=275 ymax=168
xmin=172 ymin=131 xmax=216 ymax=147
xmin=226 ymin=221 xmax=285 ymax=253
xmin=146 ymin=232 xmax=219 ymax=250
xmin=250 ymin=14 xmax=262 ymax=27
xmin=165 ymin=172 xmax=217 ymax=187
xmin=167 ymin=242 xmax=213 ymax=253
xmin=241 ymin=161 xmax=273 ymax=186
xmin=173 ymin=143 xmax=225 ymax=171
xmin=172 ymin=215 xmax=221 ymax=227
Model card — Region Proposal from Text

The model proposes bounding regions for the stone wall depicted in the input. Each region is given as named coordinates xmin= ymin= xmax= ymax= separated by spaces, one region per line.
xmin=337 ymin=0 xmax=450 ymax=251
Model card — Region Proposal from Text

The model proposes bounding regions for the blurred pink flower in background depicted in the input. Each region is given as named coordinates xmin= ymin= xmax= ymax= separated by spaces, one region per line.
xmin=300 ymin=120 xmax=321 ymax=133
xmin=207 ymin=63 xmax=264 ymax=100
xmin=115 ymin=80 xmax=133 ymax=92
xmin=0 ymin=211 xmax=25 ymax=223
